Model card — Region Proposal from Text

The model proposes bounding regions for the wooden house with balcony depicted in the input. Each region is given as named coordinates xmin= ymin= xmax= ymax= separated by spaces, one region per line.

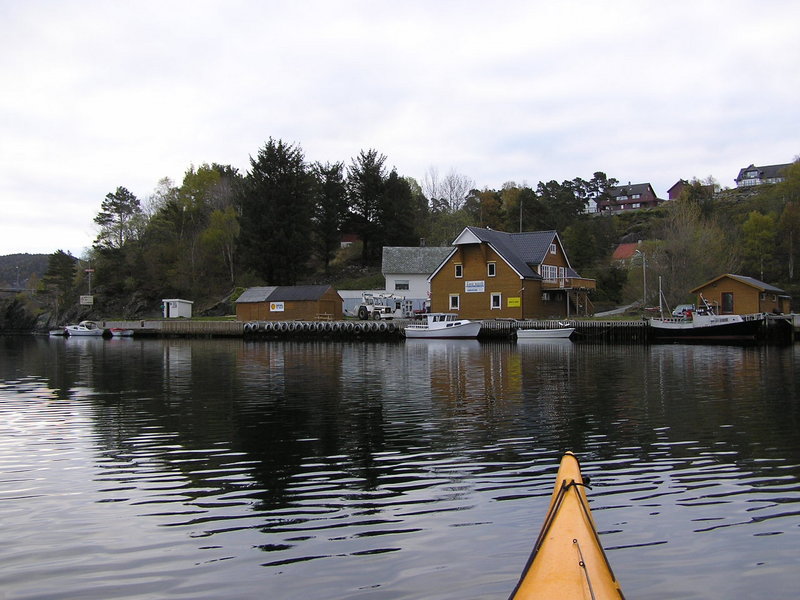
xmin=428 ymin=227 xmax=596 ymax=319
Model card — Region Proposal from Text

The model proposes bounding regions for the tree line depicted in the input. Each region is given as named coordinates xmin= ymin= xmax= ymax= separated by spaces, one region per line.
xmin=40 ymin=138 xmax=800 ymax=316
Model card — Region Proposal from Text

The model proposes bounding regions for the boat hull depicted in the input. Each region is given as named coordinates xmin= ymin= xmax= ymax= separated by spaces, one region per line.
xmin=64 ymin=327 xmax=105 ymax=337
xmin=403 ymin=321 xmax=482 ymax=339
xmin=517 ymin=327 xmax=574 ymax=339
xmin=508 ymin=452 xmax=624 ymax=600
xmin=649 ymin=313 xmax=764 ymax=342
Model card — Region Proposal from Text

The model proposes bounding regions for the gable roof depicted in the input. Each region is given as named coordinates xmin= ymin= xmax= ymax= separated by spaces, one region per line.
xmin=235 ymin=285 xmax=339 ymax=303
xmin=735 ymin=163 xmax=791 ymax=183
xmin=382 ymin=246 xmax=453 ymax=274
xmin=431 ymin=226 xmax=577 ymax=280
xmin=609 ymin=182 xmax=656 ymax=198
xmin=690 ymin=274 xmax=788 ymax=295
xmin=612 ymin=242 xmax=640 ymax=261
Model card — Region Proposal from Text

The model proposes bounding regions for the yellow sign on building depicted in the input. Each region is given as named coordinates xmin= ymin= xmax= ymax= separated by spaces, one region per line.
xmin=507 ymin=297 xmax=521 ymax=307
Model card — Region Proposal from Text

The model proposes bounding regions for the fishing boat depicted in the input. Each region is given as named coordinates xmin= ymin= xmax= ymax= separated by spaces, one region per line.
xmin=649 ymin=295 xmax=764 ymax=342
xmin=64 ymin=321 xmax=106 ymax=337
xmin=508 ymin=452 xmax=624 ymax=600
xmin=403 ymin=313 xmax=482 ymax=339
xmin=517 ymin=326 xmax=575 ymax=339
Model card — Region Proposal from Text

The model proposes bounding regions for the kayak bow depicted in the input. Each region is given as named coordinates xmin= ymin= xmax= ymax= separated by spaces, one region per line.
xmin=508 ymin=452 xmax=625 ymax=599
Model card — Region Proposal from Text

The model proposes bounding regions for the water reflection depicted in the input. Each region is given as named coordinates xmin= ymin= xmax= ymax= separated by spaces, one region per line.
xmin=0 ymin=336 xmax=799 ymax=599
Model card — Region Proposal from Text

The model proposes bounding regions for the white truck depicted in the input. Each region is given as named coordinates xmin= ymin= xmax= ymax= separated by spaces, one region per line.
xmin=355 ymin=292 xmax=413 ymax=320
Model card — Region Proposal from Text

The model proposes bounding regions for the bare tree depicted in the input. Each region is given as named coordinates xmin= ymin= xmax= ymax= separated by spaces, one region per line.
xmin=422 ymin=166 xmax=473 ymax=213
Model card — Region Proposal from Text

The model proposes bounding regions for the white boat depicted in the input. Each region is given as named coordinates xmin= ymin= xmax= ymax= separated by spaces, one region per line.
xmin=64 ymin=321 xmax=106 ymax=337
xmin=49 ymin=328 xmax=66 ymax=336
xmin=403 ymin=313 xmax=482 ymax=339
xmin=517 ymin=327 xmax=575 ymax=339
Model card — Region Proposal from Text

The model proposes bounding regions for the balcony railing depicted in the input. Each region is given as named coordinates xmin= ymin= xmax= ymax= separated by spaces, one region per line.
xmin=541 ymin=277 xmax=596 ymax=290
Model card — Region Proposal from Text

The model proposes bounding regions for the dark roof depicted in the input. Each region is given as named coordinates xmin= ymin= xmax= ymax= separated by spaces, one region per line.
xmin=690 ymin=274 xmax=788 ymax=295
xmin=236 ymin=285 xmax=338 ymax=303
xmin=456 ymin=227 xmax=572 ymax=279
xmin=382 ymin=246 xmax=453 ymax=274
xmin=735 ymin=163 xmax=792 ymax=183
xmin=235 ymin=286 xmax=276 ymax=303
xmin=608 ymin=183 xmax=655 ymax=198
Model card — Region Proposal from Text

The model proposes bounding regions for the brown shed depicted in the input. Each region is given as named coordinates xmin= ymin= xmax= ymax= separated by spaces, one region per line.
xmin=235 ymin=285 xmax=343 ymax=321
xmin=690 ymin=274 xmax=790 ymax=315
xmin=428 ymin=226 xmax=596 ymax=319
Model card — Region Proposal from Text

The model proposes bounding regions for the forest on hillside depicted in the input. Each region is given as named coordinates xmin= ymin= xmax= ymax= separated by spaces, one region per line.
xmin=22 ymin=137 xmax=800 ymax=318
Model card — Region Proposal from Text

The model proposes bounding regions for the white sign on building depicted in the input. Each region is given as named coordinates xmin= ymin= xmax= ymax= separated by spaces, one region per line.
xmin=270 ymin=301 xmax=285 ymax=312
xmin=465 ymin=280 xmax=485 ymax=293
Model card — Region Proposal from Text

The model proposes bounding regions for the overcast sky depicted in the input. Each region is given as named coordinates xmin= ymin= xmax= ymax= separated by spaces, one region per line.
xmin=1 ymin=0 xmax=798 ymax=257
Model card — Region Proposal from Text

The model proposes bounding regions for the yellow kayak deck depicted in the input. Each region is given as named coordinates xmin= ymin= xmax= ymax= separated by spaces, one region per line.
xmin=508 ymin=452 xmax=625 ymax=599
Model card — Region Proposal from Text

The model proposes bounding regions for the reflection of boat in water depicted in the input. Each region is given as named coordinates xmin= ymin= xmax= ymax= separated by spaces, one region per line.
xmin=508 ymin=452 xmax=624 ymax=599
xmin=403 ymin=313 xmax=482 ymax=339
xmin=517 ymin=327 xmax=574 ymax=340
xmin=64 ymin=321 xmax=106 ymax=337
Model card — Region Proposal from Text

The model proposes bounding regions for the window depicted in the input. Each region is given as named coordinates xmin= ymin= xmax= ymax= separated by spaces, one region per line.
xmin=394 ymin=280 xmax=409 ymax=291
xmin=549 ymin=243 xmax=557 ymax=255
xmin=454 ymin=263 xmax=463 ymax=278
xmin=449 ymin=294 xmax=460 ymax=310
xmin=721 ymin=292 xmax=734 ymax=314
xmin=490 ymin=292 xmax=502 ymax=309
xmin=487 ymin=262 xmax=496 ymax=277
xmin=541 ymin=264 xmax=558 ymax=279
xmin=631 ymin=193 xmax=641 ymax=199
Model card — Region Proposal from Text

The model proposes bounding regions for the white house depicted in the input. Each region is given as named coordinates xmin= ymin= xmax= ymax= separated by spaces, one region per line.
xmin=381 ymin=246 xmax=452 ymax=311
xmin=162 ymin=298 xmax=193 ymax=318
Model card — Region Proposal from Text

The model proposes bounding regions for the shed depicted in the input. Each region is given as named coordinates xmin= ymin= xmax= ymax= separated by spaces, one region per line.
xmin=235 ymin=285 xmax=343 ymax=321
xmin=162 ymin=298 xmax=193 ymax=319
xmin=690 ymin=274 xmax=791 ymax=315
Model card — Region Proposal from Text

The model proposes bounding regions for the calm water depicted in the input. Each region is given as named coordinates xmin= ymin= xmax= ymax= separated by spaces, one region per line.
xmin=1 ymin=335 xmax=798 ymax=599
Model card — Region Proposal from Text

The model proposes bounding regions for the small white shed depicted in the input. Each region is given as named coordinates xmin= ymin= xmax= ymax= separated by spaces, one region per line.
xmin=162 ymin=298 xmax=193 ymax=318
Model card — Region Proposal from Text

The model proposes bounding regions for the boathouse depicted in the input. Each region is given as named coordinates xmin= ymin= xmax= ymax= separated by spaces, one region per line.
xmin=235 ymin=285 xmax=343 ymax=321
xmin=690 ymin=274 xmax=791 ymax=314
xmin=428 ymin=227 xmax=596 ymax=319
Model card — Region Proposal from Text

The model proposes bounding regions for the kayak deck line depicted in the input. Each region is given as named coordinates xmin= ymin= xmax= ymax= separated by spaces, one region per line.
xmin=508 ymin=452 xmax=625 ymax=600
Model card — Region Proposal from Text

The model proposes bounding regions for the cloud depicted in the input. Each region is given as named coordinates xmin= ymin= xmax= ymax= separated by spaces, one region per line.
xmin=1 ymin=0 xmax=799 ymax=255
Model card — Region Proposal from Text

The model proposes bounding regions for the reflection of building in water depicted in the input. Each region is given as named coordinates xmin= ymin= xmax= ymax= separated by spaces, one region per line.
xmin=162 ymin=340 xmax=194 ymax=397
xmin=406 ymin=340 xmax=519 ymax=407
xmin=517 ymin=339 xmax=575 ymax=404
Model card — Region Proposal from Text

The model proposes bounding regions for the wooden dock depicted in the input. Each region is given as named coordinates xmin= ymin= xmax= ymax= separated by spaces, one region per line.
xmin=92 ymin=314 xmax=795 ymax=344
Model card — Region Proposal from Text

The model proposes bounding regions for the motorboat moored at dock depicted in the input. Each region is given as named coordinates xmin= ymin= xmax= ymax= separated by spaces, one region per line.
xmin=403 ymin=313 xmax=482 ymax=339
xmin=64 ymin=321 xmax=106 ymax=337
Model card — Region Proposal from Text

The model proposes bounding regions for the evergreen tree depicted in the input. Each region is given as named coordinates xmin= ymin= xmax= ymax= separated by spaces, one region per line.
xmin=311 ymin=161 xmax=348 ymax=273
xmin=94 ymin=186 xmax=143 ymax=249
xmin=43 ymin=249 xmax=77 ymax=308
xmin=239 ymin=138 xmax=313 ymax=285
xmin=379 ymin=169 xmax=418 ymax=247
xmin=347 ymin=149 xmax=386 ymax=265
